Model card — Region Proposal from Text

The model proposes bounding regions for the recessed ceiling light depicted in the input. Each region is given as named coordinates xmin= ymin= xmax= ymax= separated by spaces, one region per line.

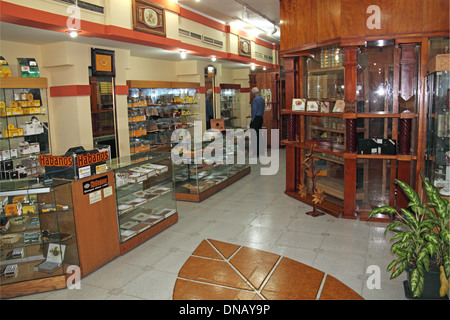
xmin=67 ymin=30 xmax=80 ymax=38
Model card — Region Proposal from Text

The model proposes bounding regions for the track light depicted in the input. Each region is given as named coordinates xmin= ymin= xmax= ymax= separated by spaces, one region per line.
xmin=242 ymin=6 xmax=249 ymax=21
xmin=271 ymin=25 xmax=277 ymax=35
xmin=211 ymin=56 xmax=217 ymax=62
xmin=180 ymin=50 xmax=187 ymax=59
xmin=250 ymin=63 xmax=256 ymax=70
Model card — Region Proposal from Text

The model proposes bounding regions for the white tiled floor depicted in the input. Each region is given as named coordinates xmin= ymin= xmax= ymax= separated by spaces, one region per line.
xmin=13 ymin=148 xmax=407 ymax=300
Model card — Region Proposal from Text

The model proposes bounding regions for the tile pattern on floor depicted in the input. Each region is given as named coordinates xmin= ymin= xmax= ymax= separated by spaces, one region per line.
xmin=10 ymin=149 xmax=408 ymax=300
xmin=173 ymin=239 xmax=363 ymax=300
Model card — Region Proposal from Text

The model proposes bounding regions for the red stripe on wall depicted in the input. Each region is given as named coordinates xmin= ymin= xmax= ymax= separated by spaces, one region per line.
xmin=240 ymin=88 xmax=251 ymax=93
xmin=115 ymin=85 xmax=129 ymax=95
xmin=50 ymin=85 xmax=91 ymax=97
xmin=0 ymin=1 xmax=278 ymax=69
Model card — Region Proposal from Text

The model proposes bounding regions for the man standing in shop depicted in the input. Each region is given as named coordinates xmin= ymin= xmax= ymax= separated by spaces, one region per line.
xmin=205 ymin=89 xmax=214 ymax=130
xmin=250 ymin=87 xmax=265 ymax=157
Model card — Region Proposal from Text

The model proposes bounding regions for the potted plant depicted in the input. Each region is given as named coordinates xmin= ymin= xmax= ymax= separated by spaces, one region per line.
xmin=368 ymin=178 xmax=449 ymax=299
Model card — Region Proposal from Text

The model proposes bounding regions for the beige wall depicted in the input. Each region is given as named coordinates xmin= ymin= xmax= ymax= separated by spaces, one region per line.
xmin=1 ymin=37 xmax=251 ymax=157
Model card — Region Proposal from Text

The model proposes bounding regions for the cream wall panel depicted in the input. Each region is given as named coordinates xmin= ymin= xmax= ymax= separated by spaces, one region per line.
xmin=4 ymin=0 xmax=106 ymax=25
xmin=166 ymin=10 xmax=180 ymax=41
xmin=0 ymin=40 xmax=45 ymax=78
xmin=49 ymin=96 xmax=93 ymax=155
xmin=177 ymin=16 xmax=227 ymax=53
xmin=126 ymin=56 xmax=177 ymax=81
xmin=104 ymin=0 xmax=132 ymax=28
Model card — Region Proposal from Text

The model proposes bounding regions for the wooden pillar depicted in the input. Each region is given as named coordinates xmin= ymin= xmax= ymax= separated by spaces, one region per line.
xmin=283 ymin=56 xmax=299 ymax=193
xmin=396 ymin=43 xmax=417 ymax=210
xmin=342 ymin=46 xmax=359 ymax=219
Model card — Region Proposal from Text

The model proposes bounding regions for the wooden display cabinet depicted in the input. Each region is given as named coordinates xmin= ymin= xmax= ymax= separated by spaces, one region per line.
xmin=126 ymin=80 xmax=200 ymax=155
xmin=282 ymin=42 xmax=420 ymax=221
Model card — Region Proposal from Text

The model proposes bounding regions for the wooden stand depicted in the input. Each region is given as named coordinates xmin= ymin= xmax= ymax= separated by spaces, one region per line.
xmin=71 ymin=171 xmax=120 ymax=277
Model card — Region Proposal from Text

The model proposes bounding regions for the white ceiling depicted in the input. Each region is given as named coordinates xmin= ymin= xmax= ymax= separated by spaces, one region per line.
xmin=0 ymin=0 xmax=280 ymax=69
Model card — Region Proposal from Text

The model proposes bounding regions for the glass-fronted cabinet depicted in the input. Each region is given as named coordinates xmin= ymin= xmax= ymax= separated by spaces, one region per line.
xmin=0 ymin=179 xmax=79 ymax=298
xmin=220 ymin=84 xmax=241 ymax=128
xmin=109 ymin=151 xmax=177 ymax=246
xmin=127 ymin=81 xmax=200 ymax=155
xmin=0 ymin=78 xmax=50 ymax=180
xmin=90 ymin=76 xmax=118 ymax=158
xmin=172 ymin=136 xmax=251 ymax=202
xmin=425 ymin=70 xmax=450 ymax=196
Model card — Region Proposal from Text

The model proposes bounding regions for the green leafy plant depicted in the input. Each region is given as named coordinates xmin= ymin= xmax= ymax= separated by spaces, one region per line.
xmin=368 ymin=178 xmax=450 ymax=298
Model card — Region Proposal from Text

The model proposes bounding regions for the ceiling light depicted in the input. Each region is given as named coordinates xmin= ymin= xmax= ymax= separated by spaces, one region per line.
xmin=180 ymin=50 xmax=187 ymax=59
xmin=250 ymin=63 xmax=256 ymax=70
xmin=211 ymin=56 xmax=217 ymax=62
xmin=67 ymin=30 xmax=80 ymax=38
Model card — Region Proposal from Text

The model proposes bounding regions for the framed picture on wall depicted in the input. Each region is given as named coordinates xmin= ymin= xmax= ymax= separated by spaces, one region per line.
xmin=132 ymin=0 xmax=166 ymax=37
xmin=239 ymin=36 xmax=251 ymax=58
xmin=91 ymin=48 xmax=115 ymax=77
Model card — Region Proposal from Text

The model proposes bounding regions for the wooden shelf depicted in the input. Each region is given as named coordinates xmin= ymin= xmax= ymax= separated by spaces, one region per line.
xmin=281 ymin=109 xmax=344 ymax=118
xmin=0 ymin=77 xmax=48 ymax=89
xmin=127 ymin=80 xmax=200 ymax=89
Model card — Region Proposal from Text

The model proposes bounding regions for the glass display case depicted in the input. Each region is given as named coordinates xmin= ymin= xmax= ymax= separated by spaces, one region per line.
xmin=109 ymin=151 xmax=177 ymax=246
xmin=0 ymin=78 xmax=50 ymax=180
xmin=220 ymin=84 xmax=241 ymax=128
xmin=172 ymin=137 xmax=251 ymax=202
xmin=90 ymin=76 xmax=118 ymax=158
xmin=0 ymin=178 xmax=79 ymax=298
xmin=283 ymin=42 xmax=419 ymax=220
xmin=425 ymin=70 xmax=450 ymax=196
xmin=127 ymin=81 xmax=200 ymax=155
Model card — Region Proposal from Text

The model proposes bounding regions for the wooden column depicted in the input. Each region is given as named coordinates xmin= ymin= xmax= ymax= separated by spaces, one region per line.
xmin=283 ymin=56 xmax=299 ymax=193
xmin=396 ymin=43 xmax=417 ymax=210
xmin=342 ymin=46 xmax=359 ymax=219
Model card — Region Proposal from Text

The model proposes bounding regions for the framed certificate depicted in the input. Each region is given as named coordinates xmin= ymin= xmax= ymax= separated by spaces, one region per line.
xmin=239 ymin=36 xmax=251 ymax=58
xmin=333 ymin=100 xmax=345 ymax=113
xmin=91 ymin=48 xmax=115 ymax=77
xmin=292 ymin=99 xmax=306 ymax=111
xmin=306 ymin=100 xmax=319 ymax=112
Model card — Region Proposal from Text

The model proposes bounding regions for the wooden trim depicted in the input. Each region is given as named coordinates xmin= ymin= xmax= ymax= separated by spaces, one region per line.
xmin=119 ymin=213 xmax=178 ymax=255
xmin=0 ymin=77 xmax=48 ymax=89
xmin=176 ymin=167 xmax=251 ymax=202
xmin=0 ymin=275 xmax=66 ymax=299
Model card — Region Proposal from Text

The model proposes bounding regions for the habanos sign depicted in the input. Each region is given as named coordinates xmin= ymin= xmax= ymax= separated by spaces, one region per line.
xmin=76 ymin=151 xmax=109 ymax=168
xmin=39 ymin=154 xmax=73 ymax=167
xmin=39 ymin=151 xmax=109 ymax=168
